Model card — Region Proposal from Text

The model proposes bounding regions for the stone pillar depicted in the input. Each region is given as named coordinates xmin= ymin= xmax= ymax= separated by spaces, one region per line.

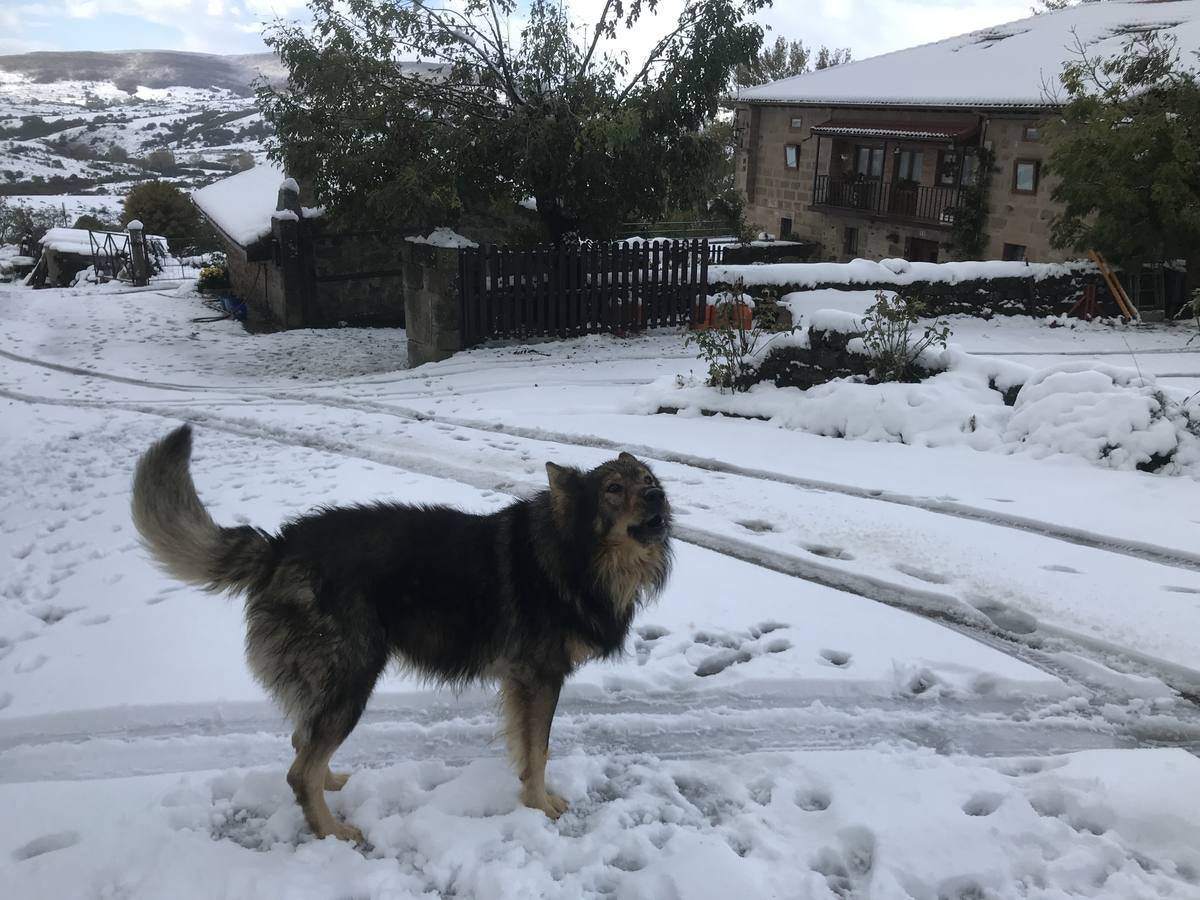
xmin=127 ymin=219 xmax=149 ymax=286
xmin=271 ymin=179 xmax=312 ymax=329
xmin=402 ymin=241 xmax=464 ymax=367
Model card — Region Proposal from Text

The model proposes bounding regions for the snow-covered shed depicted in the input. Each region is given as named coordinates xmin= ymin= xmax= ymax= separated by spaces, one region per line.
xmin=733 ymin=0 xmax=1200 ymax=272
xmin=30 ymin=227 xmax=169 ymax=287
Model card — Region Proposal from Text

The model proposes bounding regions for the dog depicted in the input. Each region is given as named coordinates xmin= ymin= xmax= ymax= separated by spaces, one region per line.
xmin=130 ymin=425 xmax=672 ymax=843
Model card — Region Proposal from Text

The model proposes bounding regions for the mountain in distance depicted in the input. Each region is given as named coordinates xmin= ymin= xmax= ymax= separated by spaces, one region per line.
xmin=0 ymin=50 xmax=286 ymax=203
xmin=0 ymin=50 xmax=286 ymax=97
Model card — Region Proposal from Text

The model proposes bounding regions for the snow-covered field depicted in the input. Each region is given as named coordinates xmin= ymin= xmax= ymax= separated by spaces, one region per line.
xmin=2 ymin=279 xmax=1200 ymax=898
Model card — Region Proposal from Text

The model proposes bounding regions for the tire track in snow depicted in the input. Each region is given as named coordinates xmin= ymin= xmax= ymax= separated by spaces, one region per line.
xmin=0 ymin=697 xmax=1147 ymax=784
xmin=6 ymin=384 xmax=1200 ymax=711
xmin=5 ymin=343 xmax=1200 ymax=573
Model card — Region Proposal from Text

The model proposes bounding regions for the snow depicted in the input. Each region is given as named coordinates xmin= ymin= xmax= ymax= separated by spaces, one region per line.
xmin=737 ymin=0 xmax=1200 ymax=108
xmin=405 ymin=227 xmax=479 ymax=248
xmin=39 ymin=226 xmax=168 ymax=257
xmin=191 ymin=162 xmax=290 ymax=246
xmin=3 ymin=276 xmax=1200 ymax=896
xmin=712 ymin=257 xmax=1086 ymax=288
xmin=636 ymin=318 xmax=1200 ymax=478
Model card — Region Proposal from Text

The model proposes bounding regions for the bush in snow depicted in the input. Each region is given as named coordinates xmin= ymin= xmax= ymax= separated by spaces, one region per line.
xmin=197 ymin=253 xmax=230 ymax=292
xmin=858 ymin=291 xmax=952 ymax=383
xmin=686 ymin=281 xmax=794 ymax=393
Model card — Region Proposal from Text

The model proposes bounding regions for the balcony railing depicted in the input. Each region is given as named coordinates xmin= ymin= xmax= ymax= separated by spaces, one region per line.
xmin=813 ymin=175 xmax=963 ymax=226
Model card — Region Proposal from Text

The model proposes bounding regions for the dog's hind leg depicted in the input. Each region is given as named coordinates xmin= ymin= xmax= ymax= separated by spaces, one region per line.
xmin=292 ymin=730 xmax=352 ymax=791
xmin=288 ymin=705 xmax=368 ymax=844
xmin=501 ymin=673 xmax=568 ymax=818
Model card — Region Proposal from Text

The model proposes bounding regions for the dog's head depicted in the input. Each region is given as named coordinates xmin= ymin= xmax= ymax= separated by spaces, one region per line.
xmin=546 ymin=452 xmax=671 ymax=547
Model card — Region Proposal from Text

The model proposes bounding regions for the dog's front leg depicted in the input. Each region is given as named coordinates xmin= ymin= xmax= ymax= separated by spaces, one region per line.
xmin=501 ymin=673 xmax=568 ymax=818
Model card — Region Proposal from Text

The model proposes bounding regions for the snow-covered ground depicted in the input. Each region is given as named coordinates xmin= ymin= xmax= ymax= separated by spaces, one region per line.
xmin=2 ymin=280 xmax=1200 ymax=898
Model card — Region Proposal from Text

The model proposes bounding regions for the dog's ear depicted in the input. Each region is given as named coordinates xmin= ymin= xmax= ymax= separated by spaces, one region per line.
xmin=618 ymin=451 xmax=639 ymax=465
xmin=546 ymin=462 xmax=574 ymax=494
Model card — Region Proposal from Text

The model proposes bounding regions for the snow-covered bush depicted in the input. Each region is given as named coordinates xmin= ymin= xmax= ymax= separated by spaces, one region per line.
xmin=858 ymin=291 xmax=952 ymax=382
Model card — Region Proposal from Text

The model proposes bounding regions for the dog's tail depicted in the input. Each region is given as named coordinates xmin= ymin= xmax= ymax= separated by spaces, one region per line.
xmin=131 ymin=424 xmax=273 ymax=594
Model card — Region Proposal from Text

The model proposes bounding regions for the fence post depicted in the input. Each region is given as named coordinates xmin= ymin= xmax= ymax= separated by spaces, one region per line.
xmin=126 ymin=219 xmax=149 ymax=287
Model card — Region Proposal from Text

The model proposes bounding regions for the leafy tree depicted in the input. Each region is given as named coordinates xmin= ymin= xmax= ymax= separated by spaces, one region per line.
xmin=72 ymin=213 xmax=118 ymax=232
xmin=1044 ymin=31 xmax=1200 ymax=292
xmin=144 ymin=147 xmax=177 ymax=174
xmin=121 ymin=181 xmax=212 ymax=251
xmin=736 ymin=35 xmax=850 ymax=87
xmin=257 ymin=0 xmax=769 ymax=240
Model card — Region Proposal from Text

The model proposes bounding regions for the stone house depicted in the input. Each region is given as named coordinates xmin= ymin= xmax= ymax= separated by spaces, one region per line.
xmin=733 ymin=0 xmax=1200 ymax=264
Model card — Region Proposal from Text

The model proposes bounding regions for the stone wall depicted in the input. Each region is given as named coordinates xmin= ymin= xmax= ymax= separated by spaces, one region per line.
xmin=308 ymin=230 xmax=406 ymax=326
xmin=401 ymin=241 xmax=463 ymax=367
xmin=713 ymin=269 xmax=1113 ymax=318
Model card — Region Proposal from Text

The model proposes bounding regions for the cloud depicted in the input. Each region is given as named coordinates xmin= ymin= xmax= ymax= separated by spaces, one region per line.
xmin=1 ymin=0 xmax=1037 ymax=64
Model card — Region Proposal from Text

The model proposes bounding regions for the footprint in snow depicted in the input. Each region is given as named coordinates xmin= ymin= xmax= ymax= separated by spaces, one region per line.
xmin=736 ymin=519 xmax=776 ymax=533
xmin=962 ymin=792 xmax=1004 ymax=817
xmin=968 ymin=597 xmax=1038 ymax=635
xmin=694 ymin=648 xmax=752 ymax=677
xmin=803 ymin=544 xmax=855 ymax=561
xmin=1041 ymin=564 xmax=1081 ymax=574
xmin=1163 ymin=585 xmax=1200 ymax=595
xmin=819 ymin=649 xmax=852 ymax=668
xmin=12 ymin=830 xmax=80 ymax=861
xmin=893 ymin=562 xmax=952 ymax=584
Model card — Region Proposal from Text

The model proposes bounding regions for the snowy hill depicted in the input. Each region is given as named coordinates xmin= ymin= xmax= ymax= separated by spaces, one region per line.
xmin=0 ymin=50 xmax=279 ymax=199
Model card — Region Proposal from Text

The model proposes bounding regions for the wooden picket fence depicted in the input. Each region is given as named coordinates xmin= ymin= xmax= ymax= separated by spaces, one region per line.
xmin=457 ymin=239 xmax=710 ymax=346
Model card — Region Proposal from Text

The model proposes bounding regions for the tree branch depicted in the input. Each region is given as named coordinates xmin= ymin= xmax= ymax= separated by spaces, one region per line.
xmin=580 ymin=0 xmax=617 ymax=77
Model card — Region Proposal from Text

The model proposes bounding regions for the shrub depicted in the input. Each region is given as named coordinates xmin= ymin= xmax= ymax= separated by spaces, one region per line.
xmin=121 ymin=181 xmax=217 ymax=252
xmin=686 ymin=280 xmax=792 ymax=392
xmin=197 ymin=255 xmax=230 ymax=292
xmin=858 ymin=291 xmax=952 ymax=382
xmin=72 ymin=213 xmax=117 ymax=232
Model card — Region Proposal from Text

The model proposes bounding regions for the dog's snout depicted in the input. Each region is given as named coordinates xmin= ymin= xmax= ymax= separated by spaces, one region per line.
xmin=642 ymin=486 xmax=664 ymax=504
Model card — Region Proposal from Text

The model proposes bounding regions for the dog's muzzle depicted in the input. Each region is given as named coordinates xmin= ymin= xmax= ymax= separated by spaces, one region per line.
xmin=628 ymin=487 xmax=669 ymax=544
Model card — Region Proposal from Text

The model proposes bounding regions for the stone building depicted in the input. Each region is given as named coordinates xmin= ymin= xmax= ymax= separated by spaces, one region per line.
xmin=732 ymin=0 xmax=1200 ymax=264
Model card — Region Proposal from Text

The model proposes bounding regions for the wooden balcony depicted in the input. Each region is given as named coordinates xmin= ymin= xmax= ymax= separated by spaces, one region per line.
xmin=813 ymin=175 xmax=963 ymax=227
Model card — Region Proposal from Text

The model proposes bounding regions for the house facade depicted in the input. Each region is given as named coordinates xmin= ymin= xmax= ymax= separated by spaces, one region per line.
xmin=733 ymin=0 xmax=1200 ymax=264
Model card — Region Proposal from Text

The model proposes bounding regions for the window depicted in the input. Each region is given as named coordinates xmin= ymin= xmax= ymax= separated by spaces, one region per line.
xmin=780 ymin=217 xmax=794 ymax=240
xmin=855 ymin=145 xmax=884 ymax=178
xmin=961 ymin=153 xmax=980 ymax=186
xmin=904 ymin=236 xmax=939 ymax=263
xmin=895 ymin=149 xmax=923 ymax=183
xmin=842 ymin=226 xmax=858 ymax=256
xmin=1013 ymin=159 xmax=1040 ymax=193
xmin=789 ymin=116 xmax=804 ymax=130
xmin=936 ymin=150 xmax=960 ymax=187
xmin=1002 ymin=243 xmax=1027 ymax=261
xmin=1022 ymin=124 xmax=1041 ymax=142
xmin=784 ymin=144 xmax=800 ymax=169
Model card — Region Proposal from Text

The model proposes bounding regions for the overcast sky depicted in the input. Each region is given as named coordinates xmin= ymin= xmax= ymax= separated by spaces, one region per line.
xmin=1 ymin=0 xmax=1036 ymax=62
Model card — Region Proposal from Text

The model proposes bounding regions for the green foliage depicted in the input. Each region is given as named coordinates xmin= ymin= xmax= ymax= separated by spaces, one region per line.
xmin=686 ymin=281 xmax=789 ymax=392
xmin=121 ymin=181 xmax=214 ymax=252
xmin=257 ymin=0 xmax=769 ymax=240
xmin=949 ymin=145 xmax=995 ymax=260
xmin=858 ymin=291 xmax=951 ymax=383
xmin=736 ymin=35 xmax=850 ymax=87
xmin=71 ymin=213 xmax=116 ymax=232
xmin=197 ymin=254 xmax=231 ymax=292
xmin=0 ymin=199 xmax=68 ymax=247
xmin=1044 ymin=31 xmax=1200 ymax=284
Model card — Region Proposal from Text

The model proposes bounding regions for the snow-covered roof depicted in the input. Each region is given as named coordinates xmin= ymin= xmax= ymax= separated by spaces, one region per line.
xmin=191 ymin=162 xmax=301 ymax=247
xmin=737 ymin=0 xmax=1200 ymax=109
xmin=40 ymin=227 xmax=167 ymax=256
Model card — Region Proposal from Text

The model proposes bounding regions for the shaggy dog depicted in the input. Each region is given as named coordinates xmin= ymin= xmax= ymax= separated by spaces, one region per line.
xmin=131 ymin=425 xmax=672 ymax=842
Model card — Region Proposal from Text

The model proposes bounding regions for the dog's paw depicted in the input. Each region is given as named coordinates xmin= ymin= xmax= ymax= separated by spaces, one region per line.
xmin=546 ymin=790 xmax=570 ymax=818
xmin=324 ymin=822 xmax=366 ymax=844
xmin=522 ymin=788 xmax=570 ymax=819
xmin=324 ymin=770 xmax=351 ymax=792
